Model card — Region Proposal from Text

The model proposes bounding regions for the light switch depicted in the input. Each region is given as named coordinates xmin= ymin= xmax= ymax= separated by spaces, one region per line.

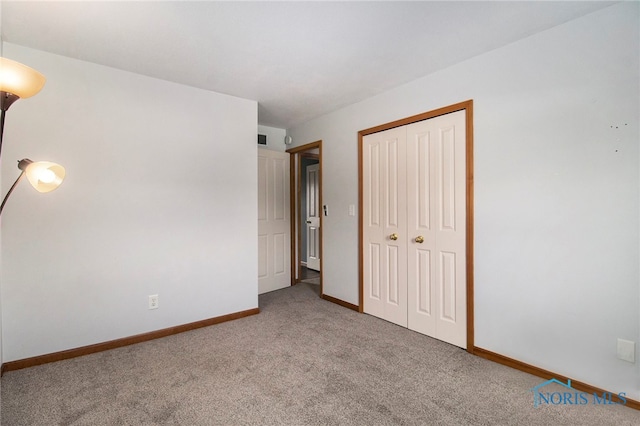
xmin=348 ymin=204 xmax=356 ymax=216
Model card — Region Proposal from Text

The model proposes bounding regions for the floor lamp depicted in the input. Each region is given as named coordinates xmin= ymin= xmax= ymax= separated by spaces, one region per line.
xmin=0 ymin=57 xmax=65 ymax=216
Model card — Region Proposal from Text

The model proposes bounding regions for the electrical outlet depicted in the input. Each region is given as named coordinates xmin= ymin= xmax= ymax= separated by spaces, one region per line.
xmin=148 ymin=294 xmax=159 ymax=310
xmin=617 ymin=338 xmax=635 ymax=363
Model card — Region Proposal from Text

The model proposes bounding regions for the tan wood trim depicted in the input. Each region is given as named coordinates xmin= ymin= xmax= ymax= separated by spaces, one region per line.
xmin=0 ymin=307 xmax=260 ymax=375
xmin=465 ymin=100 xmax=475 ymax=351
xmin=288 ymin=151 xmax=297 ymax=285
xmin=321 ymin=294 xmax=359 ymax=312
xmin=357 ymin=100 xmax=474 ymax=352
xmin=318 ymin=142 xmax=324 ymax=296
xmin=473 ymin=346 xmax=640 ymax=411
xmin=360 ymin=101 xmax=472 ymax=136
xmin=296 ymin=151 xmax=303 ymax=282
xmin=357 ymin=131 xmax=365 ymax=312
xmin=286 ymin=141 xmax=321 ymax=155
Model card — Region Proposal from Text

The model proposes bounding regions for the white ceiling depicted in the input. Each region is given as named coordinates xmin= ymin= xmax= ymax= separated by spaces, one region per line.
xmin=1 ymin=1 xmax=616 ymax=129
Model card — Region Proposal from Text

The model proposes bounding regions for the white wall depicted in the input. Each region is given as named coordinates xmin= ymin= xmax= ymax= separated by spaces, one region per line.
xmin=289 ymin=3 xmax=639 ymax=399
xmin=258 ymin=125 xmax=286 ymax=152
xmin=0 ymin=43 xmax=258 ymax=361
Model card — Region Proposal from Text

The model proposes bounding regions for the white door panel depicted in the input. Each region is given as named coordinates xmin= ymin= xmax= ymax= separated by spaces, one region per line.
xmin=406 ymin=123 xmax=436 ymax=337
xmin=364 ymin=141 xmax=384 ymax=318
xmin=258 ymin=149 xmax=291 ymax=294
xmin=384 ymin=131 xmax=407 ymax=327
xmin=432 ymin=112 xmax=466 ymax=347
xmin=363 ymin=127 xmax=407 ymax=327
xmin=306 ymin=163 xmax=321 ymax=271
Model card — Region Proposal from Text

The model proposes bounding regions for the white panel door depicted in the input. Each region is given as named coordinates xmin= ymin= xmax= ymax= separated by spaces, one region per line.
xmin=258 ymin=149 xmax=291 ymax=294
xmin=406 ymin=110 xmax=466 ymax=348
xmin=363 ymin=126 xmax=407 ymax=327
xmin=306 ymin=163 xmax=321 ymax=271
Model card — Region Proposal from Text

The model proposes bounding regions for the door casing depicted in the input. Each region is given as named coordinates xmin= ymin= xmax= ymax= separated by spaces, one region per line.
xmin=358 ymin=100 xmax=474 ymax=351
xmin=287 ymin=141 xmax=323 ymax=295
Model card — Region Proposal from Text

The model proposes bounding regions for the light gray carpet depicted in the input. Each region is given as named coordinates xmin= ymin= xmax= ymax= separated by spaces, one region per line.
xmin=300 ymin=277 xmax=321 ymax=286
xmin=1 ymin=283 xmax=638 ymax=425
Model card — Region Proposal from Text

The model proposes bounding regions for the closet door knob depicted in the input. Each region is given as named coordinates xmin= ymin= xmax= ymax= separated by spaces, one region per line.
xmin=415 ymin=236 xmax=424 ymax=244
xmin=389 ymin=233 xmax=398 ymax=241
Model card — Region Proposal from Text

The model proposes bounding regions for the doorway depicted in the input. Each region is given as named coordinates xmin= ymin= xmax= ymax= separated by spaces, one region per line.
xmin=287 ymin=141 xmax=323 ymax=295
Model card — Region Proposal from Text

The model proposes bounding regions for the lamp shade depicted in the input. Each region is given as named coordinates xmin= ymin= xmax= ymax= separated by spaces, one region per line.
xmin=19 ymin=159 xmax=65 ymax=193
xmin=0 ymin=57 xmax=46 ymax=99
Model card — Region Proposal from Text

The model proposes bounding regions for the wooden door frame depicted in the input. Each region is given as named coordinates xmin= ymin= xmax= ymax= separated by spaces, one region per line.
xmin=287 ymin=141 xmax=323 ymax=296
xmin=357 ymin=100 xmax=475 ymax=352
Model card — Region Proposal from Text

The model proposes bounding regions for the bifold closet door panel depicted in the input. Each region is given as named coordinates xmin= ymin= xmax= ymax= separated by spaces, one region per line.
xmin=405 ymin=119 xmax=437 ymax=337
xmin=363 ymin=127 xmax=408 ymax=327
xmin=406 ymin=111 xmax=467 ymax=348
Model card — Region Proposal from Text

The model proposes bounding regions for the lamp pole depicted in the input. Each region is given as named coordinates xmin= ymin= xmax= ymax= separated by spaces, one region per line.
xmin=0 ymin=90 xmax=23 ymax=161
xmin=0 ymin=108 xmax=5 ymax=158
xmin=0 ymin=169 xmax=24 ymax=215
xmin=0 ymin=93 xmax=18 ymax=215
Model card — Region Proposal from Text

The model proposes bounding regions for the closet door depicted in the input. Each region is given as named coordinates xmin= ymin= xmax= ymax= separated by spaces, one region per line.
xmin=363 ymin=126 xmax=407 ymax=327
xmin=406 ymin=110 xmax=466 ymax=348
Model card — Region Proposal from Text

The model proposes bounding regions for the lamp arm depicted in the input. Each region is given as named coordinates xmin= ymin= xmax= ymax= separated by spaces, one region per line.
xmin=0 ymin=170 xmax=26 ymax=216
